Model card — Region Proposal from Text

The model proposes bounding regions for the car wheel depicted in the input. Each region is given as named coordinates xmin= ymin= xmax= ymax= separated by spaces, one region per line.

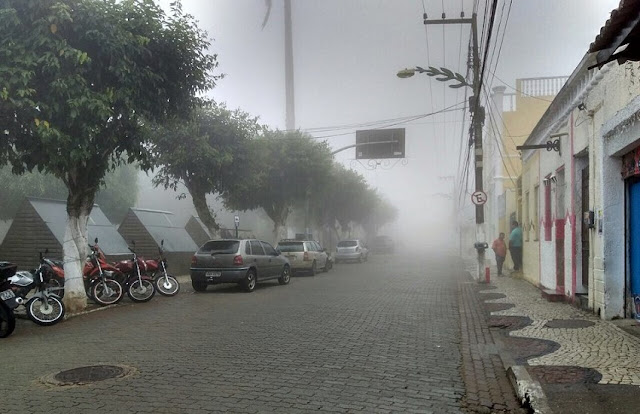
xmin=278 ymin=265 xmax=291 ymax=285
xmin=243 ymin=270 xmax=257 ymax=292
xmin=310 ymin=260 xmax=317 ymax=276
xmin=192 ymin=280 xmax=207 ymax=292
xmin=322 ymin=259 xmax=331 ymax=272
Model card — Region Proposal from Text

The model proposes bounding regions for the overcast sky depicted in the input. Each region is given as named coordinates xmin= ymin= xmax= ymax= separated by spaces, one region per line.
xmin=153 ymin=0 xmax=621 ymax=238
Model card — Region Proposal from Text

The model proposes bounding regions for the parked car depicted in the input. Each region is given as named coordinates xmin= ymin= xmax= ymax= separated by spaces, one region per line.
xmin=190 ymin=239 xmax=290 ymax=292
xmin=276 ymin=239 xmax=332 ymax=275
xmin=335 ymin=239 xmax=369 ymax=263
xmin=370 ymin=235 xmax=395 ymax=254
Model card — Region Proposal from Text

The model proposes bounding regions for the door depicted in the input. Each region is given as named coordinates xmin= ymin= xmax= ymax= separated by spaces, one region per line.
xmin=249 ymin=240 xmax=267 ymax=277
xmin=260 ymin=241 xmax=279 ymax=278
xmin=628 ymin=179 xmax=640 ymax=319
xmin=581 ymin=167 xmax=590 ymax=287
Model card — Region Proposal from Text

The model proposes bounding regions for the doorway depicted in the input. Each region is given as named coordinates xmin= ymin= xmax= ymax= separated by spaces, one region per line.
xmin=628 ymin=178 xmax=640 ymax=318
xmin=582 ymin=167 xmax=589 ymax=287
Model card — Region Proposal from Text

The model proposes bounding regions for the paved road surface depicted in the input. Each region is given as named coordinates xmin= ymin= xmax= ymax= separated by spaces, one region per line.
xmin=1 ymin=253 xmax=521 ymax=413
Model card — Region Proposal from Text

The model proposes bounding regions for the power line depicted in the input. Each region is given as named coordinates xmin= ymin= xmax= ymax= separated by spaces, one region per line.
xmin=308 ymin=102 xmax=467 ymax=139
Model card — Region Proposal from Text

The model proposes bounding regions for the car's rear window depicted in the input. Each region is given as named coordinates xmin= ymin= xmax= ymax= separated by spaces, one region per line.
xmin=199 ymin=240 xmax=240 ymax=254
xmin=338 ymin=241 xmax=358 ymax=247
xmin=277 ymin=242 xmax=304 ymax=252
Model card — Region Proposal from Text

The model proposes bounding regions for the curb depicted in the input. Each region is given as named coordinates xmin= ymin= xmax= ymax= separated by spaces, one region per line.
xmin=64 ymin=303 xmax=120 ymax=320
xmin=490 ymin=314 xmax=552 ymax=414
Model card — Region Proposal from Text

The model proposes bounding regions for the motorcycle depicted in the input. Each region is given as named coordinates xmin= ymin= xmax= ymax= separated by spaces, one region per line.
xmin=83 ymin=240 xmax=125 ymax=306
xmin=0 ymin=261 xmax=18 ymax=337
xmin=145 ymin=240 xmax=180 ymax=296
xmin=112 ymin=241 xmax=156 ymax=303
xmin=2 ymin=253 xmax=65 ymax=326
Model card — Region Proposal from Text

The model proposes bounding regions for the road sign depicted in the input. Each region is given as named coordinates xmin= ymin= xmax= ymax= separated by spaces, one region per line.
xmin=234 ymin=215 xmax=239 ymax=224
xmin=471 ymin=191 xmax=487 ymax=206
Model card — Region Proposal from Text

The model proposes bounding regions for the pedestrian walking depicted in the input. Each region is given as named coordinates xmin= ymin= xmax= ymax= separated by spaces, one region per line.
xmin=509 ymin=221 xmax=523 ymax=271
xmin=491 ymin=232 xmax=507 ymax=276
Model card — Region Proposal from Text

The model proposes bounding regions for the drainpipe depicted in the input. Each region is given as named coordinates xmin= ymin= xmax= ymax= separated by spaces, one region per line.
xmin=570 ymin=112 xmax=577 ymax=299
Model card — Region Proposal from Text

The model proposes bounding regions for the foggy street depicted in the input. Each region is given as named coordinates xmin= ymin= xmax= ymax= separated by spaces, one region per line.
xmin=0 ymin=251 xmax=522 ymax=414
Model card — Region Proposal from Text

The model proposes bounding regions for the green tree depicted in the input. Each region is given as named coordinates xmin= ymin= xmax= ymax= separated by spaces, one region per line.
xmin=0 ymin=163 xmax=138 ymax=223
xmin=0 ymin=0 xmax=217 ymax=311
xmin=360 ymin=194 xmax=399 ymax=239
xmin=315 ymin=165 xmax=372 ymax=238
xmin=151 ymin=103 xmax=263 ymax=236
xmin=223 ymin=130 xmax=333 ymax=243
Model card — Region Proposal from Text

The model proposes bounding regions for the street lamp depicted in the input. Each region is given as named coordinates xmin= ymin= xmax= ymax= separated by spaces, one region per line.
xmin=396 ymin=68 xmax=416 ymax=79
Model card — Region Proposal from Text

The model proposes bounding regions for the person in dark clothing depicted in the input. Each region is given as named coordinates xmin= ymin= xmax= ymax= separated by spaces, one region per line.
xmin=509 ymin=221 xmax=523 ymax=271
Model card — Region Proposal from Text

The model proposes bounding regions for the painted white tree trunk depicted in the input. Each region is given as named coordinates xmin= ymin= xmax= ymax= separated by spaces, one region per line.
xmin=62 ymin=213 xmax=88 ymax=313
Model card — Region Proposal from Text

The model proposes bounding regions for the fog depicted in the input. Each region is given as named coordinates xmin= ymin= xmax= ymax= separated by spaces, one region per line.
xmin=144 ymin=0 xmax=619 ymax=252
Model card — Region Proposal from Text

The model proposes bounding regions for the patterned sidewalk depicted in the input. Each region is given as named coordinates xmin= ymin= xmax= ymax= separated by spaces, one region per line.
xmin=481 ymin=275 xmax=640 ymax=387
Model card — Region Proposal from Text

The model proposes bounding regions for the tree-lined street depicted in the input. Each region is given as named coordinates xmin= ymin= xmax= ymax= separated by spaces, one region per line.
xmin=0 ymin=253 xmax=523 ymax=413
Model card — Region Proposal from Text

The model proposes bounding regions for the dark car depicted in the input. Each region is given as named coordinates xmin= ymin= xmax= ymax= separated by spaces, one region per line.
xmin=190 ymin=239 xmax=290 ymax=292
xmin=370 ymin=235 xmax=395 ymax=254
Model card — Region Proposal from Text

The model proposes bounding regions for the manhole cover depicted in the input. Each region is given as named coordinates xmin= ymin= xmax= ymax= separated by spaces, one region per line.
xmin=41 ymin=364 xmax=135 ymax=387
xmin=544 ymin=319 xmax=595 ymax=329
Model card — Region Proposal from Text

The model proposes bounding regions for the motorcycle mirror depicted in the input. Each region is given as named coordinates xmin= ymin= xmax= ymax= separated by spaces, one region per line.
xmin=131 ymin=240 xmax=136 ymax=246
xmin=45 ymin=248 xmax=49 ymax=254
xmin=95 ymin=237 xmax=98 ymax=244
xmin=161 ymin=239 xmax=164 ymax=247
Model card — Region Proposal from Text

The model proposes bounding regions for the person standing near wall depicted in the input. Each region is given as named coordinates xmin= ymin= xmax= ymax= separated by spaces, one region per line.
xmin=509 ymin=221 xmax=523 ymax=272
xmin=492 ymin=232 xmax=507 ymax=276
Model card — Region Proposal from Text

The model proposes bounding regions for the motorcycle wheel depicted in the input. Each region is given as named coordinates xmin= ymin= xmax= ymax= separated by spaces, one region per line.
xmin=26 ymin=296 xmax=65 ymax=326
xmin=154 ymin=275 xmax=180 ymax=296
xmin=127 ymin=279 xmax=156 ymax=303
xmin=91 ymin=279 xmax=124 ymax=306
xmin=0 ymin=301 xmax=16 ymax=338
xmin=47 ymin=276 xmax=65 ymax=298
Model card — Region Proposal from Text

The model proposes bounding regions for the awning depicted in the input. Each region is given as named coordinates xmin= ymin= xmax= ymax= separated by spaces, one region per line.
xmin=589 ymin=0 xmax=640 ymax=69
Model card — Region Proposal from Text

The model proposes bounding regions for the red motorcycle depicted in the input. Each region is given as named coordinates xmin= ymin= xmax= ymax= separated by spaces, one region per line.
xmin=112 ymin=241 xmax=156 ymax=303
xmin=48 ymin=240 xmax=125 ymax=306
xmin=144 ymin=240 xmax=180 ymax=296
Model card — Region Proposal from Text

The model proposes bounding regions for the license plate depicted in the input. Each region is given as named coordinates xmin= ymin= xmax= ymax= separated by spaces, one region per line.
xmin=205 ymin=271 xmax=221 ymax=278
xmin=0 ymin=289 xmax=15 ymax=301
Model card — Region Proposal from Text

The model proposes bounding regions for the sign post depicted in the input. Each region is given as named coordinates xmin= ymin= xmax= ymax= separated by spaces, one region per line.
xmin=234 ymin=215 xmax=239 ymax=239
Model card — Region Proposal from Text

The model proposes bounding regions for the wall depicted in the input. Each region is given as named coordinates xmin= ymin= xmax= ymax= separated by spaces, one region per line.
xmin=521 ymin=151 xmax=540 ymax=286
xmin=0 ymin=202 xmax=60 ymax=270
xmin=583 ymin=62 xmax=640 ymax=318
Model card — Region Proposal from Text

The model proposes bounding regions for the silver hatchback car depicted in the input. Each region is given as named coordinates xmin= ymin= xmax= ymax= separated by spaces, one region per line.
xmin=334 ymin=239 xmax=369 ymax=263
xmin=275 ymin=239 xmax=332 ymax=276
xmin=190 ymin=239 xmax=291 ymax=292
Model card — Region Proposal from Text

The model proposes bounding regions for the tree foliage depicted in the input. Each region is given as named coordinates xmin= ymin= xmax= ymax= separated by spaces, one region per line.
xmin=0 ymin=163 xmax=138 ymax=223
xmin=222 ymin=130 xmax=334 ymax=242
xmin=0 ymin=0 xmax=217 ymax=311
xmin=151 ymin=103 xmax=263 ymax=235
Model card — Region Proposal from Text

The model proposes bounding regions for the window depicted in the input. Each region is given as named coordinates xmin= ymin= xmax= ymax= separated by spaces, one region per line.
xmin=199 ymin=240 xmax=239 ymax=254
xmin=544 ymin=178 xmax=552 ymax=241
xmin=524 ymin=191 xmax=530 ymax=241
xmin=277 ymin=242 xmax=304 ymax=252
xmin=305 ymin=242 xmax=317 ymax=252
xmin=245 ymin=242 xmax=251 ymax=255
xmin=250 ymin=240 xmax=264 ymax=255
xmin=261 ymin=241 xmax=276 ymax=255
xmin=337 ymin=240 xmax=357 ymax=247
xmin=534 ymin=185 xmax=540 ymax=241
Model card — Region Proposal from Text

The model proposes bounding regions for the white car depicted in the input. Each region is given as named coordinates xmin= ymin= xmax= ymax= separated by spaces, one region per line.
xmin=335 ymin=239 xmax=369 ymax=263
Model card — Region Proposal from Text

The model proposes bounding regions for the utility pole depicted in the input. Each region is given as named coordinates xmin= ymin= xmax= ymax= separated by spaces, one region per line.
xmin=422 ymin=12 xmax=486 ymax=281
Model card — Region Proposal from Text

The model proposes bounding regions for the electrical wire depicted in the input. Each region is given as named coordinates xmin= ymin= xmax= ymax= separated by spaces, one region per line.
xmin=308 ymin=102 xmax=467 ymax=139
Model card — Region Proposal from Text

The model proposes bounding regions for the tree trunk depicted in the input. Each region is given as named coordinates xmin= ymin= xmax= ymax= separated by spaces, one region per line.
xmin=63 ymin=192 xmax=94 ymax=313
xmin=188 ymin=183 xmax=219 ymax=238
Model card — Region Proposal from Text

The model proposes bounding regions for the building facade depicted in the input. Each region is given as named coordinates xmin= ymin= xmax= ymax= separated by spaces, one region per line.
xmin=515 ymin=0 xmax=640 ymax=320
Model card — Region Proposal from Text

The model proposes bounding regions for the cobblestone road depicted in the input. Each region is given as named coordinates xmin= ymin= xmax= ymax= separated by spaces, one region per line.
xmin=1 ymin=254 xmax=520 ymax=413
